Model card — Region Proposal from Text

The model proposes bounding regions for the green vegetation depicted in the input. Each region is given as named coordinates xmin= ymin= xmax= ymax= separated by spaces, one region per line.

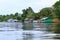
xmin=38 ymin=7 xmax=53 ymax=18
xmin=53 ymin=1 xmax=60 ymax=19
xmin=0 ymin=12 xmax=21 ymax=22
xmin=52 ymin=1 xmax=60 ymax=33
xmin=0 ymin=0 xmax=60 ymax=22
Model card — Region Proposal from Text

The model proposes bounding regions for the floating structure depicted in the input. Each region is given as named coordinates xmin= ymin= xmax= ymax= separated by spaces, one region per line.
xmin=7 ymin=19 xmax=20 ymax=22
xmin=41 ymin=17 xmax=52 ymax=23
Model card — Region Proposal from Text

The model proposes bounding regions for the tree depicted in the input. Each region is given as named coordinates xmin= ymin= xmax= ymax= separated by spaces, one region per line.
xmin=53 ymin=1 xmax=60 ymax=19
xmin=52 ymin=1 xmax=60 ymax=33
xmin=38 ymin=7 xmax=53 ymax=18
xmin=21 ymin=9 xmax=28 ymax=21
xmin=15 ymin=12 xmax=18 ymax=16
xmin=33 ymin=13 xmax=40 ymax=20
xmin=21 ymin=7 xmax=35 ymax=21
xmin=26 ymin=7 xmax=35 ymax=18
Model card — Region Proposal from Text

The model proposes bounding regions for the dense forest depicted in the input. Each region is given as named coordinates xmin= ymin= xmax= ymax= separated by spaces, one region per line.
xmin=0 ymin=0 xmax=60 ymax=22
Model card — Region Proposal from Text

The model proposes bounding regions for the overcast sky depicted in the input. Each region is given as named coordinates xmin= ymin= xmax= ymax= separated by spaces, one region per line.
xmin=0 ymin=0 xmax=59 ymax=15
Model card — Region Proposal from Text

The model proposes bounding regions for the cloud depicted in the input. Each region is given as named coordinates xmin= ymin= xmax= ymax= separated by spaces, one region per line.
xmin=0 ymin=0 xmax=59 ymax=15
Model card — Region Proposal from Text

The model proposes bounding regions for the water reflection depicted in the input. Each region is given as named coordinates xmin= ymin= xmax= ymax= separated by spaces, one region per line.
xmin=23 ymin=34 xmax=33 ymax=40
xmin=23 ymin=23 xmax=33 ymax=30
xmin=52 ymin=23 xmax=60 ymax=33
xmin=22 ymin=22 xmax=60 ymax=40
xmin=23 ymin=30 xmax=59 ymax=40
xmin=0 ymin=22 xmax=60 ymax=40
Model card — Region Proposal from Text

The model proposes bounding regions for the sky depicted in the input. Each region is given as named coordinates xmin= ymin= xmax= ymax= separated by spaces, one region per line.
xmin=0 ymin=0 xmax=59 ymax=15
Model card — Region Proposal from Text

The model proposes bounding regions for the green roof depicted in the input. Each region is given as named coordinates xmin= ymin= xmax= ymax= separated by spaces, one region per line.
xmin=42 ymin=18 xmax=52 ymax=23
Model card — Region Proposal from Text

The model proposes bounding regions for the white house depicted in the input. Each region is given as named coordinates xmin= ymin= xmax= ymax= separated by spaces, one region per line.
xmin=7 ymin=19 xmax=19 ymax=22
xmin=7 ymin=19 xmax=14 ymax=22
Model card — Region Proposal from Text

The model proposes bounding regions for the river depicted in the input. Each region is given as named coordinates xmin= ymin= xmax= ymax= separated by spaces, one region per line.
xmin=0 ymin=22 xmax=60 ymax=40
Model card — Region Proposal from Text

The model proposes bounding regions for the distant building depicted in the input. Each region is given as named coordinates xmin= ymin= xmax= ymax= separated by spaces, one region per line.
xmin=13 ymin=19 xmax=20 ymax=22
xmin=41 ymin=17 xmax=52 ymax=23
xmin=33 ymin=20 xmax=38 ymax=23
xmin=7 ymin=19 xmax=20 ymax=22
xmin=24 ymin=18 xmax=29 ymax=21
xmin=24 ymin=18 xmax=33 ymax=23
xmin=7 ymin=19 xmax=14 ymax=22
xmin=41 ymin=17 xmax=48 ymax=21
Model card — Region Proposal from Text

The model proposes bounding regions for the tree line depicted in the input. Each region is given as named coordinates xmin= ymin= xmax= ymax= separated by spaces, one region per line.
xmin=0 ymin=0 xmax=60 ymax=22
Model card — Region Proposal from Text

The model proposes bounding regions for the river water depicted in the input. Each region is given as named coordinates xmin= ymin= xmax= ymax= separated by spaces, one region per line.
xmin=0 ymin=22 xmax=60 ymax=40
